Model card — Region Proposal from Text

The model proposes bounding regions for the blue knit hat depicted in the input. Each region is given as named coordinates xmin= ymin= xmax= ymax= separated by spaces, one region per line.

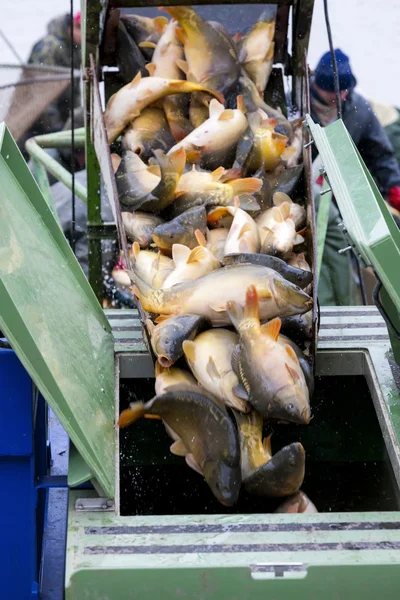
xmin=314 ymin=49 xmax=357 ymax=92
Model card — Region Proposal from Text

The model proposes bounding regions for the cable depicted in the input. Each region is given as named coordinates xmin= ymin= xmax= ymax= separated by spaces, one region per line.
xmin=70 ymin=0 xmax=76 ymax=254
xmin=323 ymin=0 xmax=342 ymax=120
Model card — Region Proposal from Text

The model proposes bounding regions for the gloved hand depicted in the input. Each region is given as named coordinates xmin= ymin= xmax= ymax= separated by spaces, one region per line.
xmin=388 ymin=186 xmax=400 ymax=211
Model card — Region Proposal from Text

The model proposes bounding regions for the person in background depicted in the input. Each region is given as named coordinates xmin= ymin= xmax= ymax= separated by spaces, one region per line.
xmin=310 ymin=50 xmax=400 ymax=305
xmin=25 ymin=12 xmax=82 ymax=139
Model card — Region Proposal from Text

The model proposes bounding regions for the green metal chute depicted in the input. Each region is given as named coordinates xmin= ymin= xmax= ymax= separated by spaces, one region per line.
xmin=0 ymin=123 xmax=115 ymax=497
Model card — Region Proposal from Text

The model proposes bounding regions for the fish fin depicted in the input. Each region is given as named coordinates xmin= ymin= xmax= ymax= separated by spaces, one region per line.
xmin=298 ymin=252 xmax=306 ymax=260
xmin=169 ymin=147 xmax=187 ymax=176
xmin=256 ymin=286 xmax=273 ymax=299
xmin=139 ymin=41 xmax=157 ymax=49
xmin=237 ymin=195 xmax=261 ymax=212
xmin=206 ymin=356 xmax=221 ymax=381
xmin=264 ymin=42 xmax=275 ymax=62
xmin=227 ymin=301 xmax=244 ymax=329
xmin=279 ymin=202 xmax=292 ymax=220
xmin=176 ymin=58 xmax=189 ymax=74
xmin=232 ymin=32 xmax=243 ymax=42
xmin=144 ymin=414 xmax=162 ymax=420
xmin=210 ymin=166 xmax=226 ymax=181
xmin=175 ymin=26 xmax=186 ymax=45
xmin=147 ymin=164 xmax=161 ymax=177
xmin=260 ymin=317 xmax=281 ymax=341
xmin=195 ymin=229 xmax=207 ymax=247
xmin=262 ymin=117 xmax=278 ymax=130
xmin=272 ymin=206 xmax=284 ymax=222
xmin=186 ymin=246 xmax=207 ymax=263
xmin=146 ymin=318 xmax=155 ymax=336
xmin=281 ymin=146 xmax=296 ymax=161
xmin=273 ymin=192 xmax=292 ymax=206
xmin=170 ymin=440 xmax=187 ymax=457
xmin=218 ymin=109 xmax=235 ymax=121
xmin=297 ymin=227 xmax=306 ymax=236
xmin=238 ymin=222 xmax=253 ymax=238
xmin=172 ymin=243 xmax=191 ymax=266
xmin=232 ymin=382 xmax=249 ymax=400
xmin=154 ymin=16 xmax=169 ymax=32
xmin=128 ymin=71 xmax=142 ymax=88
xmin=220 ymin=167 xmax=242 ymax=182
xmin=285 ymin=361 xmax=302 ymax=384
xmin=155 ymin=314 xmax=170 ymax=324
xmin=236 ymin=94 xmax=246 ymax=114
xmin=231 ymin=344 xmax=240 ymax=375
xmin=285 ymin=344 xmax=299 ymax=363
xmin=229 ymin=177 xmax=262 ymax=196
xmin=294 ymin=234 xmax=305 ymax=245
xmin=110 ymin=153 xmax=121 ymax=174
xmin=118 ymin=402 xmax=145 ymax=428
xmin=260 ymin=227 xmax=274 ymax=248
xmin=145 ymin=62 xmax=156 ymax=76
xmin=210 ymin=303 xmax=227 ymax=313
xmin=272 ymin=131 xmax=289 ymax=144
xmin=263 ymin=433 xmax=272 ymax=457
xmin=207 ymin=206 xmax=230 ymax=226
xmin=244 ymin=285 xmax=260 ymax=321
xmin=186 ymin=150 xmax=201 ymax=164
xmin=132 ymin=241 xmax=141 ymax=259
xmin=182 ymin=339 xmax=196 ymax=363
xmin=209 ymin=99 xmax=225 ymax=119
xmin=185 ymin=453 xmax=203 ymax=475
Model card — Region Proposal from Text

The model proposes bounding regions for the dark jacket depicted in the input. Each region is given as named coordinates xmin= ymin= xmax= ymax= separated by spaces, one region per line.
xmin=311 ymin=91 xmax=400 ymax=194
xmin=27 ymin=15 xmax=81 ymax=136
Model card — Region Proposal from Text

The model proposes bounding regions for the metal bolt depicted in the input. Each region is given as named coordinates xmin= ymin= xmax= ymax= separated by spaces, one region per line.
xmin=338 ymin=245 xmax=352 ymax=254
xmin=77 ymin=503 xmax=83 ymax=509
xmin=304 ymin=140 xmax=314 ymax=148
xmin=320 ymin=188 xmax=332 ymax=196
xmin=106 ymin=499 xmax=113 ymax=507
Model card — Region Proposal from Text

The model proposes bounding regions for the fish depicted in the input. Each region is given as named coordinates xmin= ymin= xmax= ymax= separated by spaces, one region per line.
xmin=183 ymin=329 xmax=250 ymax=413
xmin=147 ymin=313 xmax=207 ymax=367
xmin=117 ymin=148 xmax=186 ymax=212
xmin=170 ymin=164 xmax=261 ymax=217
xmin=116 ymin=20 xmax=148 ymax=83
xmin=118 ymin=385 xmax=241 ymax=506
xmin=228 ymin=285 xmax=311 ymax=423
xmin=111 ymin=254 xmax=132 ymax=288
xmin=281 ymin=311 xmax=313 ymax=343
xmin=162 ymin=6 xmax=241 ymax=97
xmin=120 ymin=14 xmax=169 ymax=59
xmin=162 ymin=230 xmax=220 ymax=288
xmin=233 ymin=410 xmax=305 ymax=496
xmin=222 ymin=253 xmax=313 ymax=289
xmin=207 ymin=200 xmax=260 ymax=255
xmin=274 ymin=490 xmax=318 ymax=513
xmin=167 ymin=97 xmax=248 ymax=170
xmin=155 ymin=362 xmax=198 ymax=396
xmin=122 ymin=107 xmax=175 ymax=161
xmin=115 ymin=151 xmax=160 ymax=207
xmin=273 ymin=192 xmax=306 ymax=229
xmin=238 ymin=7 xmax=277 ymax=95
xmin=256 ymin=204 xmax=291 ymax=242
xmin=239 ymin=74 xmax=292 ymax=138
xmin=121 ymin=211 xmax=164 ymax=248
xmin=129 ymin=242 xmax=174 ymax=288
xmin=267 ymin=164 xmax=303 ymax=198
xmin=152 ymin=206 xmax=208 ymax=254
xmin=260 ymin=203 xmax=305 ymax=256
xmin=206 ymin=227 xmax=229 ymax=262
xmin=150 ymin=19 xmax=193 ymax=142
xmin=278 ymin=334 xmax=314 ymax=396
xmin=283 ymin=118 xmax=303 ymax=168
xmin=286 ymin=252 xmax=312 ymax=294
xmin=128 ymin=263 xmax=313 ymax=326
xmin=245 ymin=111 xmax=291 ymax=172
xmin=104 ymin=71 xmax=223 ymax=143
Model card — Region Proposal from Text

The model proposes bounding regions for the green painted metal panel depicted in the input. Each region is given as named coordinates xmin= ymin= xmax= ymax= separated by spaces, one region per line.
xmin=0 ymin=123 xmax=114 ymax=497
xmin=307 ymin=116 xmax=400 ymax=309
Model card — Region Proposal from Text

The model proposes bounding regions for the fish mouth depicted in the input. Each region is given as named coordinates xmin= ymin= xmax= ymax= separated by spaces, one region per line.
xmin=158 ymin=355 xmax=173 ymax=368
xmin=132 ymin=145 xmax=144 ymax=156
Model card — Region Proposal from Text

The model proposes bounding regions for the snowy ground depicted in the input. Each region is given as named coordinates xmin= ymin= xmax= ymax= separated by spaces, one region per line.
xmin=1 ymin=0 xmax=399 ymax=105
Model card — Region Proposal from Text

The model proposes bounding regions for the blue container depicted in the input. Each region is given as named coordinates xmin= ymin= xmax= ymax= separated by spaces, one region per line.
xmin=0 ymin=347 xmax=47 ymax=599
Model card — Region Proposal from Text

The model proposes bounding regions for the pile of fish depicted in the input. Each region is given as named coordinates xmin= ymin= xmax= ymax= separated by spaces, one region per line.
xmin=109 ymin=6 xmax=316 ymax=512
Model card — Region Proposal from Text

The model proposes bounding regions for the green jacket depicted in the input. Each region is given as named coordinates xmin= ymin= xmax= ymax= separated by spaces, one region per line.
xmin=27 ymin=15 xmax=81 ymax=136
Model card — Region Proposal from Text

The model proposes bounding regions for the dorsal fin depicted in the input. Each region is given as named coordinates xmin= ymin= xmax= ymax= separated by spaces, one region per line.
xmin=176 ymin=59 xmax=189 ymax=74
xmin=169 ymin=147 xmax=186 ymax=176
xmin=145 ymin=63 xmax=156 ymax=76
xmin=236 ymin=95 xmax=246 ymax=114
xmin=210 ymin=166 xmax=226 ymax=181
xmin=272 ymin=206 xmax=283 ymax=222
xmin=172 ymin=243 xmax=191 ymax=266
xmin=154 ymin=16 xmax=169 ymax=32
xmin=209 ymin=99 xmax=226 ymax=119
xmin=132 ymin=241 xmax=141 ymax=259
xmin=244 ymin=285 xmax=259 ymax=321
xmin=195 ymin=229 xmax=207 ymax=247
xmin=175 ymin=26 xmax=186 ymax=45
xmin=218 ymin=109 xmax=235 ymax=121
xmin=264 ymin=42 xmax=275 ymax=62
xmin=261 ymin=317 xmax=281 ymax=341
xmin=279 ymin=202 xmax=291 ymax=220
xmin=273 ymin=192 xmax=292 ymax=206
xmin=139 ymin=41 xmax=157 ymax=49
xmin=182 ymin=339 xmax=196 ymax=363
xmin=129 ymin=71 xmax=142 ymax=88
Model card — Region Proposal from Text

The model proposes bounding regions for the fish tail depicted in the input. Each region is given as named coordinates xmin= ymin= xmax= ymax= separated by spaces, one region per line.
xmin=244 ymin=285 xmax=260 ymax=322
xmin=207 ymin=206 xmax=231 ymax=226
xmin=118 ymin=402 xmax=146 ymax=428
xmin=229 ymin=177 xmax=263 ymax=196
xmin=169 ymin=81 xmax=224 ymax=104
xmin=235 ymin=194 xmax=261 ymax=212
xmin=130 ymin=273 xmax=162 ymax=313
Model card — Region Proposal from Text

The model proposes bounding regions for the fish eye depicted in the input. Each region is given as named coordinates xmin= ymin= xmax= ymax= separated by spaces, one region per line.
xmin=287 ymin=403 xmax=294 ymax=411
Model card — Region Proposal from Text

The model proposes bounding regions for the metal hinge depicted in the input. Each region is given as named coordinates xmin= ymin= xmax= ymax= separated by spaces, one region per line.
xmin=75 ymin=497 xmax=114 ymax=512
xmin=250 ymin=562 xmax=307 ymax=579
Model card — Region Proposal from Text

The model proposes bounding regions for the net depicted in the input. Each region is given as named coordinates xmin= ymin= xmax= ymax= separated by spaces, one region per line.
xmin=0 ymin=64 xmax=79 ymax=141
